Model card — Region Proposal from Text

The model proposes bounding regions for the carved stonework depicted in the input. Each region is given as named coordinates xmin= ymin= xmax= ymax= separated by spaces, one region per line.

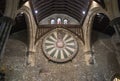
xmin=35 ymin=25 xmax=84 ymax=44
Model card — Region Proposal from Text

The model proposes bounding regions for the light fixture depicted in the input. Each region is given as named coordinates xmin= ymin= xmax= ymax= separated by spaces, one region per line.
xmin=20 ymin=12 xmax=24 ymax=14
xmin=82 ymin=11 xmax=86 ymax=15
xmin=97 ymin=13 xmax=100 ymax=15
xmin=64 ymin=19 xmax=68 ymax=24
xmin=35 ymin=10 xmax=38 ymax=14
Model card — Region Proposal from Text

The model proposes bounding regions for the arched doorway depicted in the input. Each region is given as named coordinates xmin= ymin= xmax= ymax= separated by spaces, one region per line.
xmin=88 ymin=13 xmax=115 ymax=64
xmin=10 ymin=13 xmax=28 ymax=46
xmin=91 ymin=13 xmax=115 ymax=45
xmin=92 ymin=13 xmax=115 ymax=36
xmin=5 ymin=12 xmax=28 ymax=63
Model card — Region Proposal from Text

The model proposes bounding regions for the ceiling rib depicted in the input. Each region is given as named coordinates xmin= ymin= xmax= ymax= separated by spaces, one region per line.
xmin=30 ymin=0 xmax=91 ymax=25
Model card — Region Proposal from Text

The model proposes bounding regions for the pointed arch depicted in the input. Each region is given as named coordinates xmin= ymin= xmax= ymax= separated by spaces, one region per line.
xmin=14 ymin=5 xmax=36 ymax=53
xmin=83 ymin=6 xmax=111 ymax=53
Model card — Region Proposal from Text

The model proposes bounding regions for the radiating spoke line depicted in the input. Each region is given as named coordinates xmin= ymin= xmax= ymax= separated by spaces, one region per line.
xmin=63 ymin=49 xmax=70 ymax=56
xmin=53 ymin=32 xmax=57 ymax=39
xmin=49 ymin=35 xmax=56 ymax=42
xmin=46 ymin=47 xmax=54 ymax=52
xmin=66 ymin=49 xmax=72 ymax=54
xmin=65 ymin=35 xmax=71 ymax=41
xmin=63 ymin=34 xmax=68 ymax=41
xmin=45 ymin=43 xmax=53 ymax=46
xmin=50 ymin=50 xmax=56 ymax=57
xmin=48 ymin=48 xmax=56 ymax=55
xmin=51 ymin=34 xmax=57 ymax=40
xmin=47 ymin=37 xmax=54 ymax=42
xmin=60 ymin=50 xmax=64 ymax=59
xmin=46 ymin=45 xmax=54 ymax=49
xmin=63 ymin=50 xmax=68 ymax=58
xmin=65 ymin=37 xmax=74 ymax=43
xmin=66 ymin=45 xmax=75 ymax=49
xmin=57 ymin=51 xmax=61 ymax=59
xmin=45 ymin=40 xmax=54 ymax=44
xmin=66 ymin=46 xmax=75 ymax=52
xmin=66 ymin=42 xmax=75 ymax=46
xmin=54 ymin=49 xmax=59 ymax=58
xmin=66 ymin=40 xmax=74 ymax=43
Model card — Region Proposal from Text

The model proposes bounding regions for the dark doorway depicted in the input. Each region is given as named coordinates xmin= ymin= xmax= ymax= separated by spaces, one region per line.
xmin=93 ymin=13 xmax=115 ymax=36
xmin=10 ymin=13 xmax=28 ymax=45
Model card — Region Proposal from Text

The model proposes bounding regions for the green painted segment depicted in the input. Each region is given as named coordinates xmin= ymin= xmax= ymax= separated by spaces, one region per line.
xmin=47 ymin=37 xmax=54 ymax=42
xmin=52 ymin=33 xmax=56 ymax=39
xmin=66 ymin=45 xmax=75 ymax=48
xmin=46 ymin=47 xmax=54 ymax=52
xmin=66 ymin=40 xmax=74 ymax=43
xmin=45 ymin=43 xmax=53 ymax=46
xmin=65 ymin=48 xmax=74 ymax=55
xmin=50 ymin=49 xmax=56 ymax=57
xmin=57 ymin=51 xmax=61 ymax=59
xmin=63 ymin=50 xmax=68 ymax=58
xmin=65 ymin=35 xmax=71 ymax=41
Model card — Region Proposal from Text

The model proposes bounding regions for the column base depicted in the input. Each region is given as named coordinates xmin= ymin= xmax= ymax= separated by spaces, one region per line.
xmin=27 ymin=51 xmax=36 ymax=67
xmin=84 ymin=51 xmax=95 ymax=65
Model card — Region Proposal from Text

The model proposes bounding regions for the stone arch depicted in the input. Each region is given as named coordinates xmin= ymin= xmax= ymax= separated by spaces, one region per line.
xmin=14 ymin=4 xmax=37 ymax=66
xmin=83 ymin=6 xmax=111 ymax=54
xmin=14 ymin=6 xmax=36 ymax=53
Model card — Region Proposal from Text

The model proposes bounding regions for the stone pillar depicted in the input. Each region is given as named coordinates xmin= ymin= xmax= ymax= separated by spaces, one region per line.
xmin=14 ymin=1 xmax=37 ymax=66
xmin=104 ymin=0 xmax=120 ymax=19
xmin=84 ymin=51 xmax=95 ymax=66
xmin=116 ymin=24 xmax=120 ymax=38
xmin=0 ymin=17 xmax=14 ymax=61
xmin=111 ymin=0 xmax=120 ymax=18
xmin=4 ymin=0 xmax=20 ymax=18
xmin=27 ymin=51 xmax=36 ymax=67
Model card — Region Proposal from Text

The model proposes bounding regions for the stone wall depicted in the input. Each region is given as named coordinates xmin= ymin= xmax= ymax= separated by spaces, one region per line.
xmin=1 ymin=30 xmax=119 ymax=81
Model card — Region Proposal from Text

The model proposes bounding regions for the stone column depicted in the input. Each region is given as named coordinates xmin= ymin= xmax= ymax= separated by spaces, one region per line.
xmin=111 ymin=0 xmax=120 ymax=18
xmin=83 ymin=1 xmax=110 ymax=66
xmin=116 ymin=24 xmax=120 ymax=38
xmin=13 ymin=1 xmax=37 ymax=67
xmin=104 ymin=0 xmax=120 ymax=19
xmin=0 ymin=17 xmax=14 ymax=61
xmin=27 ymin=51 xmax=36 ymax=67
xmin=4 ymin=0 xmax=20 ymax=18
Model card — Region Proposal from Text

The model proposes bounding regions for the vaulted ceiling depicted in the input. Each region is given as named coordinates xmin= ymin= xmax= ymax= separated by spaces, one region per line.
xmin=30 ymin=0 xmax=92 ymax=25
xmin=0 ymin=0 xmax=116 ymax=36
xmin=0 ymin=0 xmax=106 ymax=24
xmin=0 ymin=0 xmax=108 ymax=25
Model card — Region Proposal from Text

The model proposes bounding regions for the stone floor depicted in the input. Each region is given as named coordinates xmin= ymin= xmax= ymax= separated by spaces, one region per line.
xmin=0 ymin=30 xmax=120 ymax=81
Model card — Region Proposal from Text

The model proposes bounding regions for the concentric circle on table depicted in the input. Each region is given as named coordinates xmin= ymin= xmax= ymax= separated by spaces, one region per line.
xmin=42 ymin=29 xmax=78 ymax=62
